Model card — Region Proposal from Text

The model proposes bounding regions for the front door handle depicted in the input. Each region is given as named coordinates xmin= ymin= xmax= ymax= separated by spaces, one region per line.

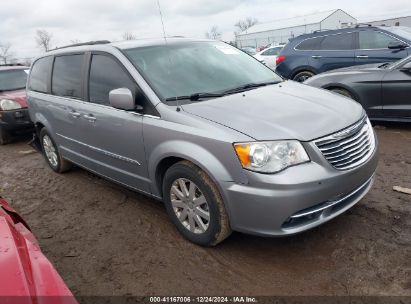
xmin=312 ymin=55 xmax=322 ymax=59
xmin=83 ymin=114 xmax=96 ymax=123
xmin=356 ymin=55 xmax=369 ymax=59
xmin=70 ymin=111 xmax=81 ymax=119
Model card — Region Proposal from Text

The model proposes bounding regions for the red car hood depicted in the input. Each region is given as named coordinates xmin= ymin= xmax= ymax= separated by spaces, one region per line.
xmin=0 ymin=89 xmax=28 ymax=108
xmin=0 ymin=198 xmax=77 ymax=304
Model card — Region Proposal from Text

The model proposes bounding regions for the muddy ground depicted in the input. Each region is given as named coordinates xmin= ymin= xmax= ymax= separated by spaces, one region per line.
xmin=0 ymin=124 xmax=410 ymax=297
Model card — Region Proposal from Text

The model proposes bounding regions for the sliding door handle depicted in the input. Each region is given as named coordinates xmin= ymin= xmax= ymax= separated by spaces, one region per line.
xmin=83 ymin=114 xmax=96 ymax=123
xmin=356 ymin=55 xmax=369 ymax=59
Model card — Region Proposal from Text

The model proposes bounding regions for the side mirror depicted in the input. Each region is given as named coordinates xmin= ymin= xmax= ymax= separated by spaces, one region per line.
xmin=400 ymin=61 xmax=411 ymax=72
xmin=109 ymin=88 xmax=137 ymax=111
xmin=388 ymin=41 xmax=407 ymax=50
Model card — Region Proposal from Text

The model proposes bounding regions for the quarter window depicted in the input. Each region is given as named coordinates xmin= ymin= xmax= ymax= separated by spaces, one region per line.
xmin=29 ymin=56 xmax=53 ymax=93
xmin=52 ymin=54 xmax=84 ymax=99
xmin=262 ymin=47 xmax=281 ymax=56
xmin=359 ymin=31 xmax=400 ymax=49
xmin=88 ymin=54 xmax=137 ymax=106
xmin=296 ymin=37 xmax=324 ymax=50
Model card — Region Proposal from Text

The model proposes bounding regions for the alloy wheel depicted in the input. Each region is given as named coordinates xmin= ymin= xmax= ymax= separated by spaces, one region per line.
xmin=170 ymin=178 xmax=210 ymax=234
xmin=43 ymin=135 xmax=58 ymax=167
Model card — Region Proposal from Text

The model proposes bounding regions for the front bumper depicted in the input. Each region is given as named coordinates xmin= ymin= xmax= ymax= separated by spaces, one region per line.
xmin=0 ymin=109 xmax=34 ymax=133
xmin=220 ymin=137 xmax=379 ymax=237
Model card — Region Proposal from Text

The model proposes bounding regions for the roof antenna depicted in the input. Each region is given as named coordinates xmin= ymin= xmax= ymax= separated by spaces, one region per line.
xmin=156 ymin=0 xmax=180 ymax=112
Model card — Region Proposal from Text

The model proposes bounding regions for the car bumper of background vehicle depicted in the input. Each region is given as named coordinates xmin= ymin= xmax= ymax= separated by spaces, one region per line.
xmin=0 ymin=109 xmax=34 ymax=133
xmin=220 ymin=141 xmax=378 ymax=237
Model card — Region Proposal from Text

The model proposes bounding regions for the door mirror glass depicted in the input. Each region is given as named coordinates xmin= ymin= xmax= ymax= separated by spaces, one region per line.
xmin=388 ymin=41 xmax=407 ymax=50
xmin=109 ymin=88 xmax=135 ymax=110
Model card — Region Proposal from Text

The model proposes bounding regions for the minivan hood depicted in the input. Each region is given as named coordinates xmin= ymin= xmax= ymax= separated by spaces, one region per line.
xmin=182 ymin=81 xmax=363 ymax=141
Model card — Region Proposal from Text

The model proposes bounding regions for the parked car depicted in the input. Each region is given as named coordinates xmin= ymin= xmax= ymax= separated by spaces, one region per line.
xmin=254 ymin=46 xmax=283 ymax=69
xmin=276 ymin=25 xmax=411 ymax=82
xmin=0 ymin=197 xmax=77 ymax=303
xmin=0 ymin=65 xmax=33 ymax=144
xmin=305 ymin=55 xmax=411 ymax=121
xmin=241 ymin=46 xmax=257 ymax=55
xmin=27 ymin=38 xmax=378 ymax=246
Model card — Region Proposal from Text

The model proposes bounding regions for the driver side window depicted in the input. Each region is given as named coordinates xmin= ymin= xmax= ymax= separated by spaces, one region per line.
xmin=88 ymin=54 xmax=138 ymax=106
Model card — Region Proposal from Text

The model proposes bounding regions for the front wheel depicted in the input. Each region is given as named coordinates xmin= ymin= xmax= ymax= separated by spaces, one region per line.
xmin=0 ymin=128 xmax=11 ymax=145
xmin=163 ymin=161 xmax=231 ymax=246
xmin=293 ymin=71 xmax=315 ymax=82
xmin=40 ymin=128 xmax=72 ymax=173
xmin=330 ymin=88 xmax=355 ymax=100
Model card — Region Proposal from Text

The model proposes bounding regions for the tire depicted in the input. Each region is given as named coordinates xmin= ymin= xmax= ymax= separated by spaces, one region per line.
xmin=162 ymin=161 xmax=231 ymax=246
xmin=330 ymin=88 xmax=355 ymax=100
xmin=293 ymin=71 xmax=315 ymax=82
xmin=0 ymin=128 xmax=11 ymax=145
xmin=40 ymin=128 xmax=72 ymax=173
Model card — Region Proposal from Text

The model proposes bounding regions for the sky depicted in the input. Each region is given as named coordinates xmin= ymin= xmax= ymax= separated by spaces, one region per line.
xmin=1 ymin=0 xmax=410 ymax=61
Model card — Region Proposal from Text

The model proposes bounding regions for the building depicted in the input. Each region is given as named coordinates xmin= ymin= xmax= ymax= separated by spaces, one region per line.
xmin=367 ymin=15 xmax=411 ymax=27
xmin=236 ymin=9 xmax=357 ymax=48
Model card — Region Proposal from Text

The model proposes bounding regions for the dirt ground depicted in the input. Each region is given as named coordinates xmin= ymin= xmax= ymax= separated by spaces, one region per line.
xmin=0 ymin=124 xmax=410 ymax=297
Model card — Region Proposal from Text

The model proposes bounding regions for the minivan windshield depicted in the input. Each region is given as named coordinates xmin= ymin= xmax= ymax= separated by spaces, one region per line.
xmin=0 ymin=69 xmax=28 ymax=92
xmin=124 ymin=41 xmax=282 ymax=102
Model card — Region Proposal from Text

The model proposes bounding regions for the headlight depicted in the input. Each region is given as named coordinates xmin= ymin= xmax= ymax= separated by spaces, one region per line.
xmin=0 ymin=99 xmax=22 ymax=111
xmin=234 ymin=140 xmax=310 ymax=173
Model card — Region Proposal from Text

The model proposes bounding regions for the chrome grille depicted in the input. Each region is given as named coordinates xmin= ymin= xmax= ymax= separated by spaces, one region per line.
xmin=314 ymin=116 xmax=375 ymax=170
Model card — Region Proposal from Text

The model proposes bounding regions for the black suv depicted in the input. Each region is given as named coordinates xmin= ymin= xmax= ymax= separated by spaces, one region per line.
xmin=276 ymin=25 xmax=411 ymax=82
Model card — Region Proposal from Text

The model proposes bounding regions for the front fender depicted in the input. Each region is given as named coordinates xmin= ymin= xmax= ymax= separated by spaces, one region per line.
xmin=148 ymin=140 xmax=245 ymax=196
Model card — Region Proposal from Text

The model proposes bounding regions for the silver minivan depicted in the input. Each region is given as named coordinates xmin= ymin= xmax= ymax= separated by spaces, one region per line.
xmin=27 ymin=38 xmax=378 ymax=246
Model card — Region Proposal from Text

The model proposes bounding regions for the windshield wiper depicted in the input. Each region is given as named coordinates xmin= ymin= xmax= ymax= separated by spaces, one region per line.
xmin=220 ymin=81 xmax=280 ymax=95
xmin=378 ymin=62 xmax=391 ymax=69
xmin=165 ymin=92 xmax=224 ymax=102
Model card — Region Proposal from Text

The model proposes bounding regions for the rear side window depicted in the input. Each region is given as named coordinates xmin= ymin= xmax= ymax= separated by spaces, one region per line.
xmin=296 ymin=33 xmax=354 ymax=50
xmin=88 ymin=54 xmax=137 ymax=106
xmin=29 ymin=56 xmax=53 ymax=93
xmin=295 ymin=37 xmax=323 ymax=50
xmin=359 ymin=31 xmax=400 ymax=49
xmin=52 ymin=54 xmax=84 ymax=99
xmin=320 ymin=33 xmax=354 ymax=50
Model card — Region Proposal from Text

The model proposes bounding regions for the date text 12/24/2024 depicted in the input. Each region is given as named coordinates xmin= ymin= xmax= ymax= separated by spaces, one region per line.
xmin=149 ymin=297 xmax=257 ymax=303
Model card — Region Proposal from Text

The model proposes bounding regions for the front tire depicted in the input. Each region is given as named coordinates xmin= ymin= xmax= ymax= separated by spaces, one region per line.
xmin=0 ymin=128 xmax=11 ymax=145
xmin=163 ymin=161 xmax=231 ymax=246
xmin=293 ymin=70 xmax=315 ymax=82
xmin=40 ymin=128 xmax=72 ymax=173
xmin=330 ymin=88 xmax=355 ymax=100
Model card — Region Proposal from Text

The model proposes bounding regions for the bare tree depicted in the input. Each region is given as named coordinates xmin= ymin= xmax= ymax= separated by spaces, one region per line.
xmin=205 ymin=26 xmax=222 ymax=40
xmin=35 ymin=29 xmax=53 ymax=52
xmin=122 ymin=32 xmax=136 ymax=40
xmin=234 ymin=17 xmax=258 ymax=33
xmin=0 ymin=43 xmax=14 ymax=64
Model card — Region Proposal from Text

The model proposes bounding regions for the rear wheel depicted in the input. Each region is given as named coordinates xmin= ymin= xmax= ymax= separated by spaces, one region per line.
xmin=163 ymin=161 xmax=231 ymax=246
xmin=40 ymin=128 xmax=72 ymax=173
xmin=293 ymin=71 xmax=315 ymax=82
xmin=0 ymin=128 xmax=11 ymax=145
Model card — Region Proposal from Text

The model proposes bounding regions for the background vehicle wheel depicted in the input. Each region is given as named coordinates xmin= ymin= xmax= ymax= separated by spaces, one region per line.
xmin=330 ymin=88 xmax=355 ymax=100
xmin=40 ymin=128 xmax=72 ymax=173
xmin=162 ymin=161 xmax=231 ymax=246
xmin=293 ymin=71 xmax=315 ymax=82
xmin=0 ymin=128 xmax=11 ymax=145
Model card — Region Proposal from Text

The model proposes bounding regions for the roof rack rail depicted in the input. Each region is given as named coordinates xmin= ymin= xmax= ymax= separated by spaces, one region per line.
xmin=355 ymin=23 xmax=373 ymax=28
xmin=312 ymin=28 xmax=334 ymax=33
xmin=54 ymin=40 xmax=111 ymax=50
